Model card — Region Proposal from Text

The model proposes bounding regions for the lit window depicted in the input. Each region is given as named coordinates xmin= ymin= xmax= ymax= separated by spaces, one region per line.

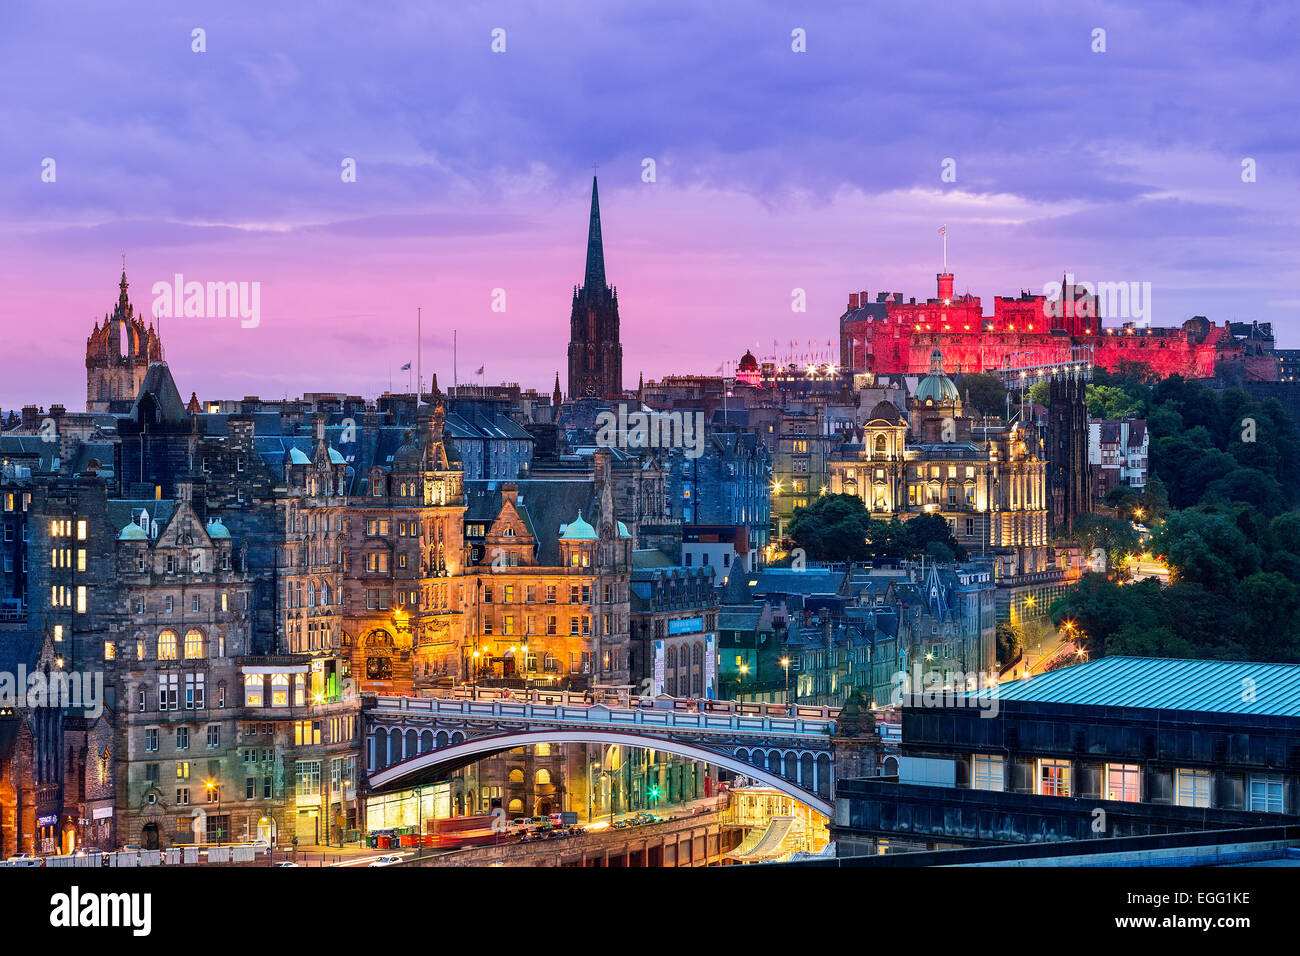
xmin=1175 ymin=768 xmax=1211 ymax=808
xmin=1037 ymin=759 xmax=1071 ymax=797
xmin=1105 ymin=763 xmax=1140 ymax=802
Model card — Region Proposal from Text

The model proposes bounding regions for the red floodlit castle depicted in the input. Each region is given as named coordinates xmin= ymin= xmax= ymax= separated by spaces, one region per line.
xmin=840 ymin=272 xmax=1279 ymax=381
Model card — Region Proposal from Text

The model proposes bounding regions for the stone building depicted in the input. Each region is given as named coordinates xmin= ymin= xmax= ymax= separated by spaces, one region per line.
xmin=461 ymin=455 xmax=634 ymax=689
xmin=85 ymin=269 xmax=162 ymax=414
xmin=343 ymin=404 xmax=468 ymax=694
xmin=629 ymin=551 xmax=719 ymax=696
xmin=107 ymin=482 xmax=361 ymax=848
xmin=827 ymin=349 xmax=1052 ymax=576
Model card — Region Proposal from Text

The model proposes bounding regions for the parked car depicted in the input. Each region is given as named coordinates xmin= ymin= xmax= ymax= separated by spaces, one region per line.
xmin=5 ymin=853 xmax=41 ymax=866
xmin=368 ymin=855 xmax=403 ymax=867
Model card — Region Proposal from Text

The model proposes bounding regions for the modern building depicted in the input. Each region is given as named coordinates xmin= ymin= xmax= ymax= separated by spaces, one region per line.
xmin=832 ymin=656 xmax=1300 ymax=856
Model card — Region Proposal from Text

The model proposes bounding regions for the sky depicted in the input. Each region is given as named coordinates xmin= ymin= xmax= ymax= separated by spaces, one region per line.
xmin=1 ymin=0 xmax=1298 ymax=410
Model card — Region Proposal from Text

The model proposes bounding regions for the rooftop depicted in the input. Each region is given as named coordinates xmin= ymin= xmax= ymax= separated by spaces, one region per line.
xmin=984 ymin=656 xmax=1300 ymax=718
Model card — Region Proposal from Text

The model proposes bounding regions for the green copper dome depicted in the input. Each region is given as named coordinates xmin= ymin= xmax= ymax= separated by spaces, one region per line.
xmin=562 ymin=510 xmax=599 ymax=541
xmin=915 ymin=348 xmax=960 ymax=404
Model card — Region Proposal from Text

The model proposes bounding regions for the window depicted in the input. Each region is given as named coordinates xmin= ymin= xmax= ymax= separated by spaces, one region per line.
xmin=184 ymin=673 xmax=205 ymax=710
xmin=295 ymin=760 xmax=322 ymax=798
xmin=206 ymin=725 xmax=220 ymax=749
xmin=271 ymin=674 xmax=290 ymax=707
xmin=176 ymin=728 xmax=190 ymax=750
xmin=1249 ymin=774 xmax=1284 ymax=814
xmin=1105 ymin=763 xmax=1141 ymax=803
xmin=1175 ymin=768 xmax=1211 ymax=808
xmin=244 ymin=674 xmax=264 ymax=708
xmin=144 ymin=729 xmax=159 ymax=752
xmin=158 ymin=630 xmax=178 ymax=661
xmin=971 ymin=754 xmax=1004 ymax=791
xmin=183 ymin=629 xmax=204 ymax=659
xmin=158 ymin=674 xmax=179 ymax=711
xmin=295 ymin=720 xmax=322 ymax=746
xmin=1037 ymin=759 xmax=1071 ymax=797
xmin=176 ymin=788 xmax=190 ymax=805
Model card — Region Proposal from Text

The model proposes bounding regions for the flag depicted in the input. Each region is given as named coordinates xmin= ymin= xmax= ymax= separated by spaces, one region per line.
xmin=475 ymin=365 xmax=485 ymax=375
xmin=938 ymin=224 xmax=946 ymax=236
xmin=400 ymin=362 xmax=411 ymax=371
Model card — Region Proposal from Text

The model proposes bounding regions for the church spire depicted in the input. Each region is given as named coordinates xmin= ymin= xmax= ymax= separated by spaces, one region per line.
xmin=583 ymin=175 xmax=606 ymax=293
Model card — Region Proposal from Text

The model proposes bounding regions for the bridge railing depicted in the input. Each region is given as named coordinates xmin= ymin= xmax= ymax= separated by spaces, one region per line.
xmin=372 ymin=694 xmax=836 ymax=737
xmin=411 ymin=686 xmax=836 ymax=721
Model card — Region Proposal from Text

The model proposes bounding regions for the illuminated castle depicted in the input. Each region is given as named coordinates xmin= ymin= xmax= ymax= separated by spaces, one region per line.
xmin=839 ymin=272 xmax=1278 ymax=381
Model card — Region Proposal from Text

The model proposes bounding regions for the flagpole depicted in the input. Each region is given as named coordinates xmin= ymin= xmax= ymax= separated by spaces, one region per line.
xmin=417 ymin=307 xmax=422 ymax=405
xmin=453 ymin=329 xmax=458 ymax=396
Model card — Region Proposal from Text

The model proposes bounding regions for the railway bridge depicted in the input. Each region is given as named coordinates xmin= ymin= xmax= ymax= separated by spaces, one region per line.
xmin=364 ymin=690 xmax=839 ymax=816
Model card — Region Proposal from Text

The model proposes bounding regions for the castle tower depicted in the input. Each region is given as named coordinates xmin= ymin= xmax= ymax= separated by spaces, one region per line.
xmin=86 ymin=266 xmax=162 ymax=412
xmin=567 ymin=176 xmax=623 ymax=400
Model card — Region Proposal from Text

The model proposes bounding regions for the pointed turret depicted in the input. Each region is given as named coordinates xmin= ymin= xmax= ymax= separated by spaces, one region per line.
xmin=583 ymin=175 xmax=606 ymax=294
xmin=553 ymin=371 xmax=562 ymax=408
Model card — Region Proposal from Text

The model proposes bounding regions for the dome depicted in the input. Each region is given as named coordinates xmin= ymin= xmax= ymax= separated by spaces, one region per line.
xmin=206 ymin=518 xmax=231 ymax=539
xmin=738 ymin=350 xmax=759 ymax=371
xmin=561 ymin=510 xmax=599 ymax=541
xmin=288 ymin=447 xmax=310 ymax=465
xmin=914 ymin=348 xmax=960 ymax=405
xmin=118 ymin=523 xmax=148 ymax=541
xmin=328 ymin=447 xmax=345 ymax=464
xmin=617 ymin=520 xmax=632 ymax=538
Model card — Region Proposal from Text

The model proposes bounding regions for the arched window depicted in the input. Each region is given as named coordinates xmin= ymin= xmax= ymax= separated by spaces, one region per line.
xmin=157 ymin=630 xmax=178 ymax=661
xmin=535 ymin=769 xmax=551 ymax=786
xmin=183 ymin=628 xmax=204 ymax=659
xmin=874 ymin=434 xmax=887 ymax=455
xmin=508 ymin=798 xmax=524 ymax=813
xmin=509 ymin=768 xmax=524 ymax=784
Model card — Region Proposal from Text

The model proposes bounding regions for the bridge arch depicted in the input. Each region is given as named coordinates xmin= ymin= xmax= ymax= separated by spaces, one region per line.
xmin=368 ymin=728 xmax=832 ymax=817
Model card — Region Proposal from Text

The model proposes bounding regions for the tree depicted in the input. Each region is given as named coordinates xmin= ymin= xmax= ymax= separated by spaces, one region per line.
xmin=1027 ymin=381 xmax=1050 ymax=407
xmin=787 ymin=493 xmax=874 ymax=563
xmin=957 ymin=373 xmax=1010 ymax=419
xmin=899 ymin=512 xmax=965 ymax=561
xmin=1086 ymin=384 xmax=1144 ymax=420
xmin=1150 ymin=510 xmax=1261 ymax=595
xmin=1071 ymin=513 xmax=1140 ymax=571
xmin=995 ymin=622 xmax=1022 ymax=665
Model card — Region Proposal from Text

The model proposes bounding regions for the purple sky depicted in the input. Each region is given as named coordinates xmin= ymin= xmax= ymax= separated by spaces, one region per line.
xmin=2 ymin=0 xmax=1298 ymax=410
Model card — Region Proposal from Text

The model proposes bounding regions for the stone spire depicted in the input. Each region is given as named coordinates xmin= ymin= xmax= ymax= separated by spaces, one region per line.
xmin=553 ymin=371 xmax=562 ymax=408
xmin=583 ymin=175 xmax=606 ymax=295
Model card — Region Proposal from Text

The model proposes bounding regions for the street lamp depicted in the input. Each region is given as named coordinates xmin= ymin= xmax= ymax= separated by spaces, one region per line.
xmin=260 ymin=814 xmax=278 ymax=866
xmin=471 ymin=650 xmax=481 ymax=699
xmin=780 ymin=657 xmax=791 ymax=705
xmin=739 ymin=663 xmax=749 ymax=701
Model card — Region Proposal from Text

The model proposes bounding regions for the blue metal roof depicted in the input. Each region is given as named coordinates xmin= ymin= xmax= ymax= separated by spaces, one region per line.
xmin=986 ymin=656 xmax=1300 ymax=717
